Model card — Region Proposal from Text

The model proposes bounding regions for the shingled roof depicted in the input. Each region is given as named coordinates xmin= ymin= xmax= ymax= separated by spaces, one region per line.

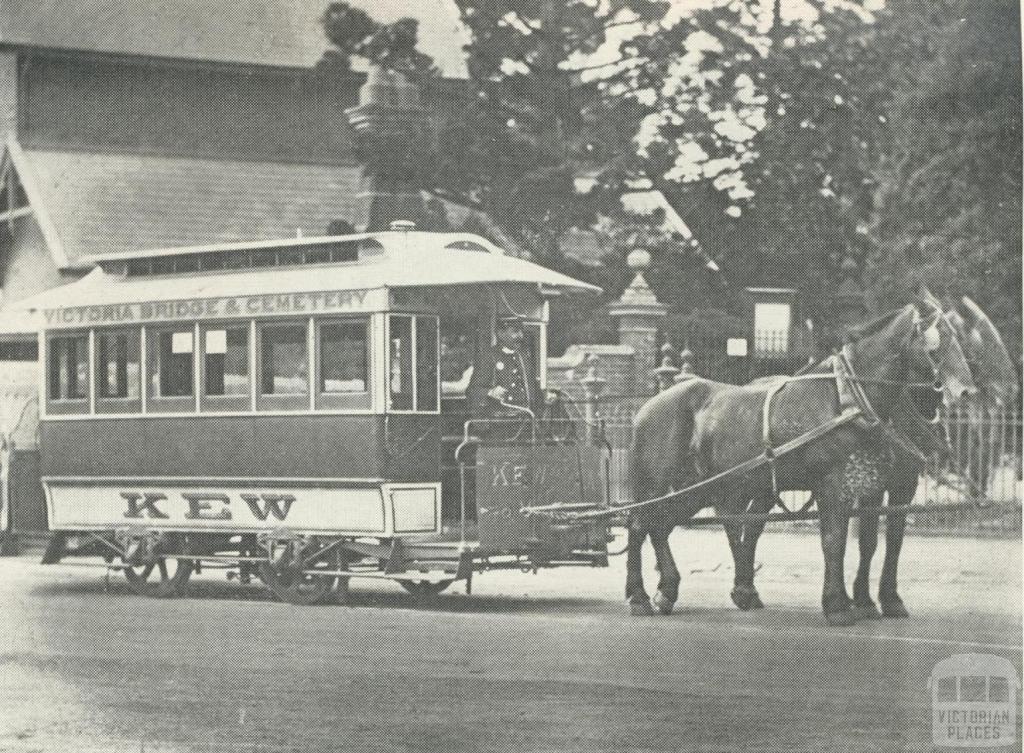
xmin=0 ymin=0 xmax=469 ymax=74
xmin=8 ymin=141 xmax=366 ymax=268
xmin=0 ymin=0 xmax=330 ymax=68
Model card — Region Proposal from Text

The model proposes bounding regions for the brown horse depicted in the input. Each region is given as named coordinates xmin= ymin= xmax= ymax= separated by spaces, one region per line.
xmin=848 ymin=296 xmax=1017 ymax=620
xmin=626 ymin=301 xmax=976 ymax=625
xmin=723 ymin=291 xmax=980 ymax=618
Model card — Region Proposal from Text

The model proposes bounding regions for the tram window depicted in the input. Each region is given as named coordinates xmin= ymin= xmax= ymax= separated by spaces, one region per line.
xmin=388 ymin=315 xmax=439 ymax=412
xmin=416 ymin=316 xmax=439 ymax=411
xmin=223 ymin=251 xmax=250 ymax=270
xmin=278 ymin=248 xmax=304 ymax=267
xmin=303 ymin=245 xmax=330 ymax=264
xmin=47 ymin=334 xmax=88 ymax=407
xmin=319 ymin=321 xmax=367 ymax=393
xmin=126 ymin=258 xmax=151 ymax=276
xmin=440 ymin=319 xmax=478 ymax=397
xmin=148 ymin=328 xmax=195 ymax=406
xmin=173 ymin=254 xmax=199 ymax=274
xmin=96 ymin=330 xmax=141 ymax=409
xmin=259 ymin=322 xmax=309 ymax=402
xmin=316 ymin=319 xmax=371 ymax=410
xmin=330 ymin=241 xmax=359 ymax=262
xmin=151 ymin=257 xmax=175 ymax=275
xmin=203 ymin=326 xmax=249 ymax=398
xmin=389 ymin=316 xmax=413 ymax=410
xmin=199 ymin=253 xmax=225 ymax=272
xmin=251 ymin=249 xmax=276 ymax=267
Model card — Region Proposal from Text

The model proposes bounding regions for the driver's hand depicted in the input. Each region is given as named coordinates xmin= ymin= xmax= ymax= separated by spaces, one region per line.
xmin=488 ymin=386 xmax=509 ymax=402
xmin=544 ymin=390 xmax=559 ymax=405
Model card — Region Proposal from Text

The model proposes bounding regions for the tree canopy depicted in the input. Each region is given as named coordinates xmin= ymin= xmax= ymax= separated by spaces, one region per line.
xmin=318 ymin=0 xmax=1022 ymax=360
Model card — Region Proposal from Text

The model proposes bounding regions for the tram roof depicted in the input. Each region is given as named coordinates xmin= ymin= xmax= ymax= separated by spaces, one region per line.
xmin=18 ymin=231 xmax=601 ymax=319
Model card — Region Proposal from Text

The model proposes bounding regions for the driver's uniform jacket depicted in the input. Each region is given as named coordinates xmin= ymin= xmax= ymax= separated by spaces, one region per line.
xmin=467 ymin=345 xmax=539 ymax=416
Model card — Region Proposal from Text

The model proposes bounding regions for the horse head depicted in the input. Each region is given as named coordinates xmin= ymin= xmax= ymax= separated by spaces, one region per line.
xmin=913 ymin=287 xmax=977 ymax=404
xmin=845 ymin=296 xmax=976 ymax=417
xmin=945 ymin=296 xmax=1019 ymax=408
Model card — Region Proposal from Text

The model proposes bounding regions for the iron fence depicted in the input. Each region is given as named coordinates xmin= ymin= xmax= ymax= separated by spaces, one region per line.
xmin=590 ymin=394 xmax=1021 ymax=537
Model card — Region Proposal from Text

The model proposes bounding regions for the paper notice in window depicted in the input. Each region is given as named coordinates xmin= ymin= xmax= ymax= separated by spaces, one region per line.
xmin=172 ymin=331 xmax=194 ymax=354
xmin=205 ymin=330 xmax=227 ymax=354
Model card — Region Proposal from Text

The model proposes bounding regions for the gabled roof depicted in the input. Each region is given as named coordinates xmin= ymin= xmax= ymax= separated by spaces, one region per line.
xmin=0 ymin=0 xmax=469 ymax=75
xmin=8 ymin=143 xmax=366 ymax=269
xmin=0 ymin=0 xmax=328 ymax=69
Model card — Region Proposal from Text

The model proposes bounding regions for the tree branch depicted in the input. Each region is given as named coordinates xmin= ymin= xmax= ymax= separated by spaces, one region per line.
xmin=567 ymin=55 xmax=643 ymax=74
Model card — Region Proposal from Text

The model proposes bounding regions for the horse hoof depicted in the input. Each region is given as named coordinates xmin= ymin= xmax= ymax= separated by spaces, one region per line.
xmin=851 ymin=602 xmax=882 ymax=621
xmin=628 ymin=600 xmax=655 ymax=617
xmin=824 ymin=610 xmax=856 ymax=627
xmin=652 ymin=591 xmax=675 ymax=616
xmin=880 ymin=599 xmax=910 ymax=618
xmin=731 ymin=587 xmax=764 ymax=611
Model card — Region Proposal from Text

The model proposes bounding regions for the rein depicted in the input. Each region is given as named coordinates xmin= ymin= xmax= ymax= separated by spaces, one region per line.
xmin=540 ymin=343 xmax=948 ymax=522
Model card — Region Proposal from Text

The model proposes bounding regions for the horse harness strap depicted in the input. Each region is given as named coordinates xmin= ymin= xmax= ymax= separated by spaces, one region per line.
xmin=550 ymin=348 xmax=936 ymax=521
xmin=760 ymin=357 xmax=864 ymax=498
xmin=559 ymin=404 xmax=866 ymax=521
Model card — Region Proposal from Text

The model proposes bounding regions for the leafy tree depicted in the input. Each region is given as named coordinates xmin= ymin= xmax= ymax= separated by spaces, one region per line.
xmin=446 ymin=0 xmax=672 ymax=263
xmin=619 ymin=0 xmax=883 ymax=325
xmin=864 ymin=0 xmax=1022 ymax=359
xmin=318 ymin=3 xmax=437 ymax=77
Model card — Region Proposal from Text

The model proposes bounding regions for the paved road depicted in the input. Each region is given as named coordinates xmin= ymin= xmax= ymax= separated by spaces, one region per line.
xmin=0 ymin=528 xmax=1019 ymax=752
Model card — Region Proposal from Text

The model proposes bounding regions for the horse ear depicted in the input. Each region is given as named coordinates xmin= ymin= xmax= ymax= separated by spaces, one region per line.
xmin=944 ymin=308 xmax=967 ymax=340
xmin=959 ymin=296 xmax=983 ymax=327
xmin=914 ymin=285 xmax=941 ymax=316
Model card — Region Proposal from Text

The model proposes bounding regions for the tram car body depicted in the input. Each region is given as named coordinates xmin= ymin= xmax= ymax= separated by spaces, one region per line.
xmin=25 ymin=228 xmax=610 ymax=602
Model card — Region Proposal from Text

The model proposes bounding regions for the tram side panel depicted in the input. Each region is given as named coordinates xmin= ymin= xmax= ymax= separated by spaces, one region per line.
xmin=476 ymin=442 xmax=610 ymax=561
xmin=40 ymin=414 xmax=442 ymax=538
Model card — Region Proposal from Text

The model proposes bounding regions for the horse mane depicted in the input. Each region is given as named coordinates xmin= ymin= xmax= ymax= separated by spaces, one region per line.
xmin=845 ymin=307 xmax=906 ymax=342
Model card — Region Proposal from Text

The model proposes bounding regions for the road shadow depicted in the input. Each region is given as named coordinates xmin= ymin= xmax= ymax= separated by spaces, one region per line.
xmin=29 ymin=575 xmax=610 ymax=615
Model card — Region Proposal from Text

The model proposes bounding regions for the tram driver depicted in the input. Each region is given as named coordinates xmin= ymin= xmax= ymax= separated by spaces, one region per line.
xmin=467 ymin=314 xmax=541 ymax=427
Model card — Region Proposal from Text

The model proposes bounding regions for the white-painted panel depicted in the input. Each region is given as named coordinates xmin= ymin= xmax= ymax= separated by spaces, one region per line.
xmin=47 ymin=483 xmax=387 ymax=534
xmin=389 ymin=486 xmax=439 ymax=533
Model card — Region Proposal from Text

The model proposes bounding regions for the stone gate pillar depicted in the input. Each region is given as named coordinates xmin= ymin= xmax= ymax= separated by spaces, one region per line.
xmin=608 ymin=249 xmax=668 ymax=396
xmin=835 ymin=254 xmax=867 ymax=332
xmin=345 ymin=65 xmax=428 ymax=230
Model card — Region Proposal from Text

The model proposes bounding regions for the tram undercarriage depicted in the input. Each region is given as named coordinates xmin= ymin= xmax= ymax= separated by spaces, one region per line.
xmin=42 ymin=417 xmax=611 ymax=604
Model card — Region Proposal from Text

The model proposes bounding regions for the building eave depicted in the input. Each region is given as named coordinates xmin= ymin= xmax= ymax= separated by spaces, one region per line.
xmin=3 ymin=135 xmax=75 ymax=270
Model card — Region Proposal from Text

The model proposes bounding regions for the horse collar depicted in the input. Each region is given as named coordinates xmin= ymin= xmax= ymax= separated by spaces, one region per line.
xmin=838 ymin=346 xmax=881 ymax=427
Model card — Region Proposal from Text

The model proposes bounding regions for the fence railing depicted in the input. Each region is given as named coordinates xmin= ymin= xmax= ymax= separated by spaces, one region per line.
xmin=590 ymin=394 xmax=1021 ymax=536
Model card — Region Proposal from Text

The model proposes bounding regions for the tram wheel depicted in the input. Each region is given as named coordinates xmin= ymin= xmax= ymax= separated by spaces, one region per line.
xmin=400 ymin=579 xmax=454 ymax=598
xmin=258 ymin=540 xmax=337 ymax=606
xmin=258 ymin=561 xmax=335 ymax=606
xmin=123 ymin=537 xmax=193 ymax=598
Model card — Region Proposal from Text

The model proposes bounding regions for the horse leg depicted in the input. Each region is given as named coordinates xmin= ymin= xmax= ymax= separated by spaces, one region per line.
xmin=625 ymin=518 xmax=654 ymax=616
xmin=816 ymin=472 xmax=855 ymax=626
xmin=730 ymin=495 xmax=771 ymax=610
xmin=722 ymin=520 xmax=749 ymax=608
xmin=649 ymin=525 xmax=681 ymax=615
xmin=851 ymin=490 xmax=883 ymax=620
xmin=878 ymin=478 xmax=915 ymax=618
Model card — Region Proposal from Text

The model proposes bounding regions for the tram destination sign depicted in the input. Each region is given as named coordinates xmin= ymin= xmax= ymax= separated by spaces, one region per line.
xmin=42 ymin=288 xmax=385 ymax=328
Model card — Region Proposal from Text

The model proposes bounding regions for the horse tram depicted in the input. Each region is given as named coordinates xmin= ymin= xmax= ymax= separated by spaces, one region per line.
xmin=25 ymin=226 xmax=612 ymax=604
